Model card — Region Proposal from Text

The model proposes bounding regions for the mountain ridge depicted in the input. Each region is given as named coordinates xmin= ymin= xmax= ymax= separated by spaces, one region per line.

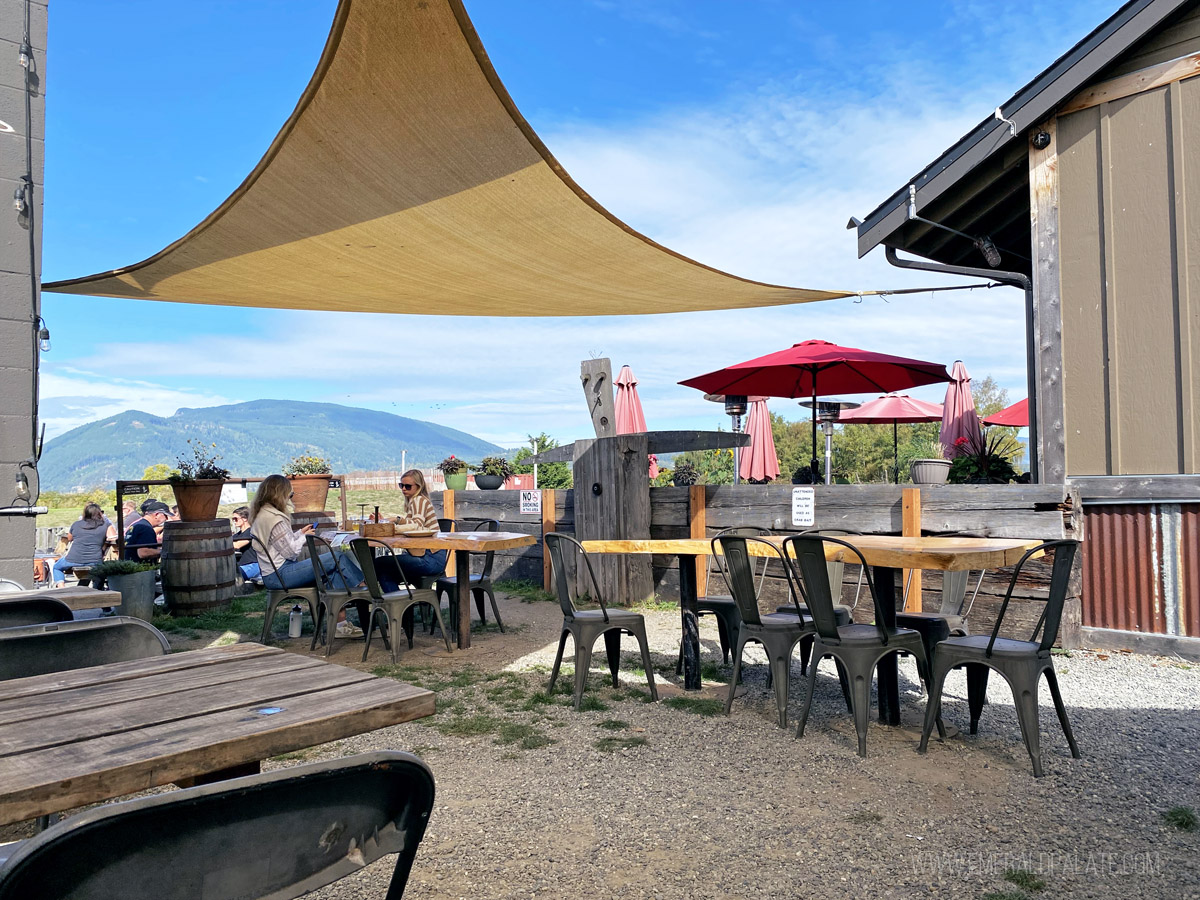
xmin=38 ymin=399 xmax=505 ymax=491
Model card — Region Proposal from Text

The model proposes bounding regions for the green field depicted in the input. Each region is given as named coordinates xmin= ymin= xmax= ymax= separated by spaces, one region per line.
xmin=37 ymin=488 xmax=409 ymax=529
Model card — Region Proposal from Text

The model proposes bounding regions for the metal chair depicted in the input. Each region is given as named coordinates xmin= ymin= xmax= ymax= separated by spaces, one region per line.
xmin=0 ymin=751 xmax=436 ymax=900
xmin=0 ymin=578 xmax=28 ymax=593
xmin=544 ymin=533 xmax=658 ymax=709
xmin=306 ymin=533 xmax=373 ymax=657
xmin=713 ymin=533 xmax=815 ymax=728
xmin=350 ymin=539 xmax=451 ymax=663
xmin=919 ymin=540 xmax=1082 ymax=777
xmin=0 ymin=596 xmax=73 ymax=628
xmin=0 ymin=617 xmax=169 ymax=681
xmin=784 ymin=534 xmax=939 ymax=757
xmin=435 ymin=518 xmax=504 ymax=635
xmin=255 ymin=534 xmax=320 ymax=645
xmin=779 ymin=528 xmax=862 ymax=674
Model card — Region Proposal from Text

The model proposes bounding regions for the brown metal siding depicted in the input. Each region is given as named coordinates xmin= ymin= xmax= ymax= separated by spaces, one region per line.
xmin=1082 ymin=503 xmax=1200 ymax=635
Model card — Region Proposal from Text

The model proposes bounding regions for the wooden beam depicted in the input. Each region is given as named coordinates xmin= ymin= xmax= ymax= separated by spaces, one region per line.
xmin=901 ymin=487 xmax=922 ymax=611
xmin=580 ymin=359 xmax=616 ymax=438
xmin=1029 ymin=117 xmax=1067 ymax=483
xmin=442 ymin=489 xmax=456 ymax=576
xmin=541 ymin=489 xmax=556 ymax=591
xmin=689 ymin=484 xmax=707 ymax=598
xmin=1059 ymin=51 xmax=1200 ymax=116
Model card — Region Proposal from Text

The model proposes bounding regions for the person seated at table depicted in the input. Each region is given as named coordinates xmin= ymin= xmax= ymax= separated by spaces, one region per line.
xmin=52 ymin=503 xmax=117 ymax=586
xmin=250 ymin=474 xmax=364 ymax=591
xmin=230 ymin=506 xmax=259 ymax=580
xmin=352 ymin=470 xmax=448 ymax=633
xmin=125 ymin=502 xmax=169 ymax=561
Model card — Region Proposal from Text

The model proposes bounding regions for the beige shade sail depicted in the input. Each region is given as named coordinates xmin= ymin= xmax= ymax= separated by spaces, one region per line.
xmin=44 ymin=0 xmax=851 ymax=316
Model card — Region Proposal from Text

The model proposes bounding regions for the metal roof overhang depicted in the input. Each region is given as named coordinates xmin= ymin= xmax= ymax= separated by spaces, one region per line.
xmin=43 ymin=0 xmax=849 ymax=316
xmin=854 ymin=0 xmax=1190 ymax=273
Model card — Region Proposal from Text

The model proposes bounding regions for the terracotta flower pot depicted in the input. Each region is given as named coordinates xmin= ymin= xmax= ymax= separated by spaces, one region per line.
xmin=289 ymin=474 xmax=332 ymax=511
xmin=172 ymin=479 xmax=224 ymax=521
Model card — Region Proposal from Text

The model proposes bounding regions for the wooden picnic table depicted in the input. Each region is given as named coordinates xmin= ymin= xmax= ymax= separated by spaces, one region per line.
xmin=581 ymin=535 xmax=1042 ymax=716
xmin=0 ymin=642 xmax=433 ymax=826
xmin=0 ymin=585 xmax=121 ymax=612
xmin=375 ymin=531 xmax=536 ymax=650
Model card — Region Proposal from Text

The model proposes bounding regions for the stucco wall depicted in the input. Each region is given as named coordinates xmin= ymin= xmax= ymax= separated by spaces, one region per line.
xmin=0 ymin=0 xmax=45 ymax=585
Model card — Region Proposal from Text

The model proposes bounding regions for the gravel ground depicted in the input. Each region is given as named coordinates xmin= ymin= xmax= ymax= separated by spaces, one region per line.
xmin=257 ymin=592 xmax=1200 ymax=900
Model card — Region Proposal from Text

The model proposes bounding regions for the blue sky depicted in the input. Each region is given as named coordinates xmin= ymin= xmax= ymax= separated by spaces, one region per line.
xmin=40 ymin=0 xmax=1120 ymax=447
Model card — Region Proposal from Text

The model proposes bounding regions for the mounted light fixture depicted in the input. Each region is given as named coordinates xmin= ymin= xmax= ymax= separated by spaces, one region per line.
xmin=14 ymin=471 xmax=30 ymax=502
xmin=17 ymin=39 xmax=31 ymax=70
xmin=35 ymin=317 xmax=49 ymax=352
xmin=906 ymin=185 xmax=1004 ymax=269
xmin=12 ymin=181 xmax=26 ymax=215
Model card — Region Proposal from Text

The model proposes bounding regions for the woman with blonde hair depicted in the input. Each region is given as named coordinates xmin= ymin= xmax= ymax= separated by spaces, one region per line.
xmin=367 ymin=468 xmax=447 ymax=592
xmin=250 ymin=474 xmax=363 ymax=590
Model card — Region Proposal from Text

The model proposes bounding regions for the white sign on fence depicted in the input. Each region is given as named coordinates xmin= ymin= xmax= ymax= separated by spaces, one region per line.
xmin=220 ymin=484 xmax=249 ymax=504
xmin=519 ymin=489 xmax=542 ymax=516
xmin=791 ymin=487 xmax=815 ymax=527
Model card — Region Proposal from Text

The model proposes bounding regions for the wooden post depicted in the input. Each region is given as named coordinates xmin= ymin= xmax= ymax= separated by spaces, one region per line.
xmin=689 ymin=484 xmax=707 ymax=598
xmin=442 ymin=489 xmax=456 ymax=576
xmin=580 ymin=359 xmax=617 ymax=438
xmin=901 ymin=487 xmax=922 ymax=611
xmin=338 ymin=475 xmax=348 ymax=527
xmin=541 ymin=488 xmax=556 ymax=591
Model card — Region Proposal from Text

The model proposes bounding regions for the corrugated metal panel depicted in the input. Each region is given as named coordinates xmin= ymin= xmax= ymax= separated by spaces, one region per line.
xmin=1082 ymin=503 xmax=1200 ymax=635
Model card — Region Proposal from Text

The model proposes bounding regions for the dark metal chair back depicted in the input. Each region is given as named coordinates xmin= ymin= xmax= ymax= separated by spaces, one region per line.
xmin=543 ymin=533 xmax=607 ymax=621
xmin=0 ymin=617 xmax=169 ymax=681
xmin=988 ymin=539 xmax=1080 ymax=655
xmin=783 ymin=534 xmax=887 ymax=642
xmin=707 ymin=526 xmax=773 ymax=598
xmin=711 ymin=534 xmax=800 ymax=627
xmin=455 ymin=518 xmax=499 ymax=578
xmin=0 ymin=751 xmax=435 ymax=900
xmin=305 ymin=533 xmax=358 ymax=599
xmin=0 ymin=597 xmax=73 ymax=628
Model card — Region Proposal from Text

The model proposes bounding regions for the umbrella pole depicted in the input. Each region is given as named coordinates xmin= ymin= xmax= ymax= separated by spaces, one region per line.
xmin=893 ymin=421 xmax=899 ymax=484
xmin=810 ymin=385 xmax=819 ymax=484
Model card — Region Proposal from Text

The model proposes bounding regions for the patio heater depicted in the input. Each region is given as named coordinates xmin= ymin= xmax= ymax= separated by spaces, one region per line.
xmin=798 ymin=400 xmax=860 ymax=485
xmin=704 ymin=393 xmax=748 ymax=484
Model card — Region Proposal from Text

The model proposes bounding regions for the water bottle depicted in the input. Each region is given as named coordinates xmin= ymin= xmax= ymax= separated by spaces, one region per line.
xmin=288 ymin=604 xmax=303 ymax=638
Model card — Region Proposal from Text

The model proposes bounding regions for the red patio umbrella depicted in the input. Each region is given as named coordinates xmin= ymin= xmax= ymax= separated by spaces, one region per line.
xmin=838 ymin=393 xmax=944 ymax=483
xmin=680 ymin=340 xmax=952 ymax=480
xmin=738 ymin=397 xmax=780 ymax=482
xmin=614 ymin=365 xmax=659 ymax=478
xmin=940 ymin=360 xmax=983 ymax=458
xmin=983 ymin=397 xmax=1028 ymax=427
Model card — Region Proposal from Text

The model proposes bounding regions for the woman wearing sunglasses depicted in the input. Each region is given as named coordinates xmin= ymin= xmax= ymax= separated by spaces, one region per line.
xmin=375 ymin=469 xmax=447 ymax=588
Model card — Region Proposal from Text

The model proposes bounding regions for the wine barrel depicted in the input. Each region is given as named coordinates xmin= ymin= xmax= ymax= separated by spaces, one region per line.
xmin=161 ymin=519 xmax=236 ymax=616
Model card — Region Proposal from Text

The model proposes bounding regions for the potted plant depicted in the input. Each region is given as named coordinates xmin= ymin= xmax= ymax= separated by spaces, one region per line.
xmin=90 ymin=559 xmax=158 ymax=622
xmin=168 ymin=440 xmax=231 ymax=521
xmin=947 ymin=431 xmax=1020 ymax=484
xmin=438 ymin=455 xmax=469 ymax=491
xmin=283 ymin=454 xmax=333 ymax=511
xmin=909 ymin=440 xmax=952 ymax=485
xmin=472 ymin=456 xmax=514 ymax=490
xmin=672 ymin=460 xmax=699 ymax=486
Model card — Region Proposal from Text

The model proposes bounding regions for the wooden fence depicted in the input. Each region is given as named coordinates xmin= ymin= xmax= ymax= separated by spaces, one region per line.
xmin=435 ymin=483 xmax=1081 ymax=646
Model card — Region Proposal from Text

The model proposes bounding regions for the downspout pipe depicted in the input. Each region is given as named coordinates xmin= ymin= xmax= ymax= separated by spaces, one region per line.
xmin=884 ymin=246 xmax=1040 ymax=483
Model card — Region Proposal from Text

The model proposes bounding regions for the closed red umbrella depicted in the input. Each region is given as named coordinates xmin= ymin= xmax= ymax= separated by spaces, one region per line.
xmin=738 ymin=397 xmax=780 ymax=482
xmin=940 ymin=360 xmax=983 ymax=458
xmin=681 ymin=340 xmax=952 ymax=480
xmin=838 ymin=393 xmax=944 ymax=482
xmin=614 ymin=365 xmax=659 ymax=478
xmin=983 ymin=397 xmax=1028 ymax=427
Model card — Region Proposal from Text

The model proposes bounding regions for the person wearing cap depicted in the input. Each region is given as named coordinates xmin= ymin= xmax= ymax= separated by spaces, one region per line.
xmin=124 ymin=502 xmax=169 ymax=561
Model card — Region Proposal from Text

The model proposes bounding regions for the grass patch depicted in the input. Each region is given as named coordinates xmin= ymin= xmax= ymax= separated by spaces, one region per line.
xmin=845 ymin=811 xmax=883 ymax=825
xmin=595 ymin=736 xmax=649 ymax=753
xmin=371 ymin=663 xmax=434 ymax=686
xmin=431 ymin=713 xmax=501 ymax=738
xmin=663 ymin=696 xmax=724 ymax=717
xmin=597 ymin=719 xmax=629 ymax=731
xmin=700 ymin=660 xmax=730 ymax=683
xmin=1050 ymin=648 xmax=1072 ymax=657
xmin=1003 ymin=869 xmax=1046 ymax=892
xmin=494 ymin=578 xmax=557 ymax=604
xmin=1163 ymin=806 xmax=1199 ymax=832
xmin=633 ymin=598 xmax=677 ymax=613
xmin=522 ymin=691 xmax=558 ymax=711
xmin=494 ymin=722 xmax=555 ymax=750
xmin=153 ymin=591 xmax=270 ymax=638
xmin=622 ymin=687 xmax=656 ymax=704
xmin=577 ymin=694 xmax=610 ymax=712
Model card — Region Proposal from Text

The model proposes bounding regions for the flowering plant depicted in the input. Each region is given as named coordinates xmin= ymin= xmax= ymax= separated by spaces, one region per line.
xmin=437 ymin=455 xmax=468 ymax=475
xmin=948 ymin=430 xmax=1019 ymax=484
xmin=168 ymin=440 xmax=230 ymax=483
xmin=283 ymin=455 xmax=332 ymax=476
xmin=473 ymin=456 xmax=515 ymax=478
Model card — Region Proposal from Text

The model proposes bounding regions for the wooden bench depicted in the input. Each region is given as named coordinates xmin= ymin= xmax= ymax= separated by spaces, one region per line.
xmin=0 ymin=586 xmax=122 ymax=612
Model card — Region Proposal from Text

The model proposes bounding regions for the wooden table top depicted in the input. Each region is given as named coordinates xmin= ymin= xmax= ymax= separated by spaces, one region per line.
xmin=0 ymin=643 xmax=434 ymax=826
xmin=581 ymin=535 xmax=1043 ymax=571
xmin=374 ymin=531 xmax=537 ymax=553
xmin=0 ymin=586 xmax=122 ymax=611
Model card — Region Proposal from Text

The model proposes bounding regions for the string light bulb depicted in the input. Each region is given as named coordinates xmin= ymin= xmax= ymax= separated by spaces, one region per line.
xmin=17 ymin=40 xmax=30 ymax=70
xmin=36 ymin=320 xmax=49 ymax=352
xmin=12 ymin=183 xmax=25 ymax=214
xmin=14 ymin=471 xmax=30 ymax=502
